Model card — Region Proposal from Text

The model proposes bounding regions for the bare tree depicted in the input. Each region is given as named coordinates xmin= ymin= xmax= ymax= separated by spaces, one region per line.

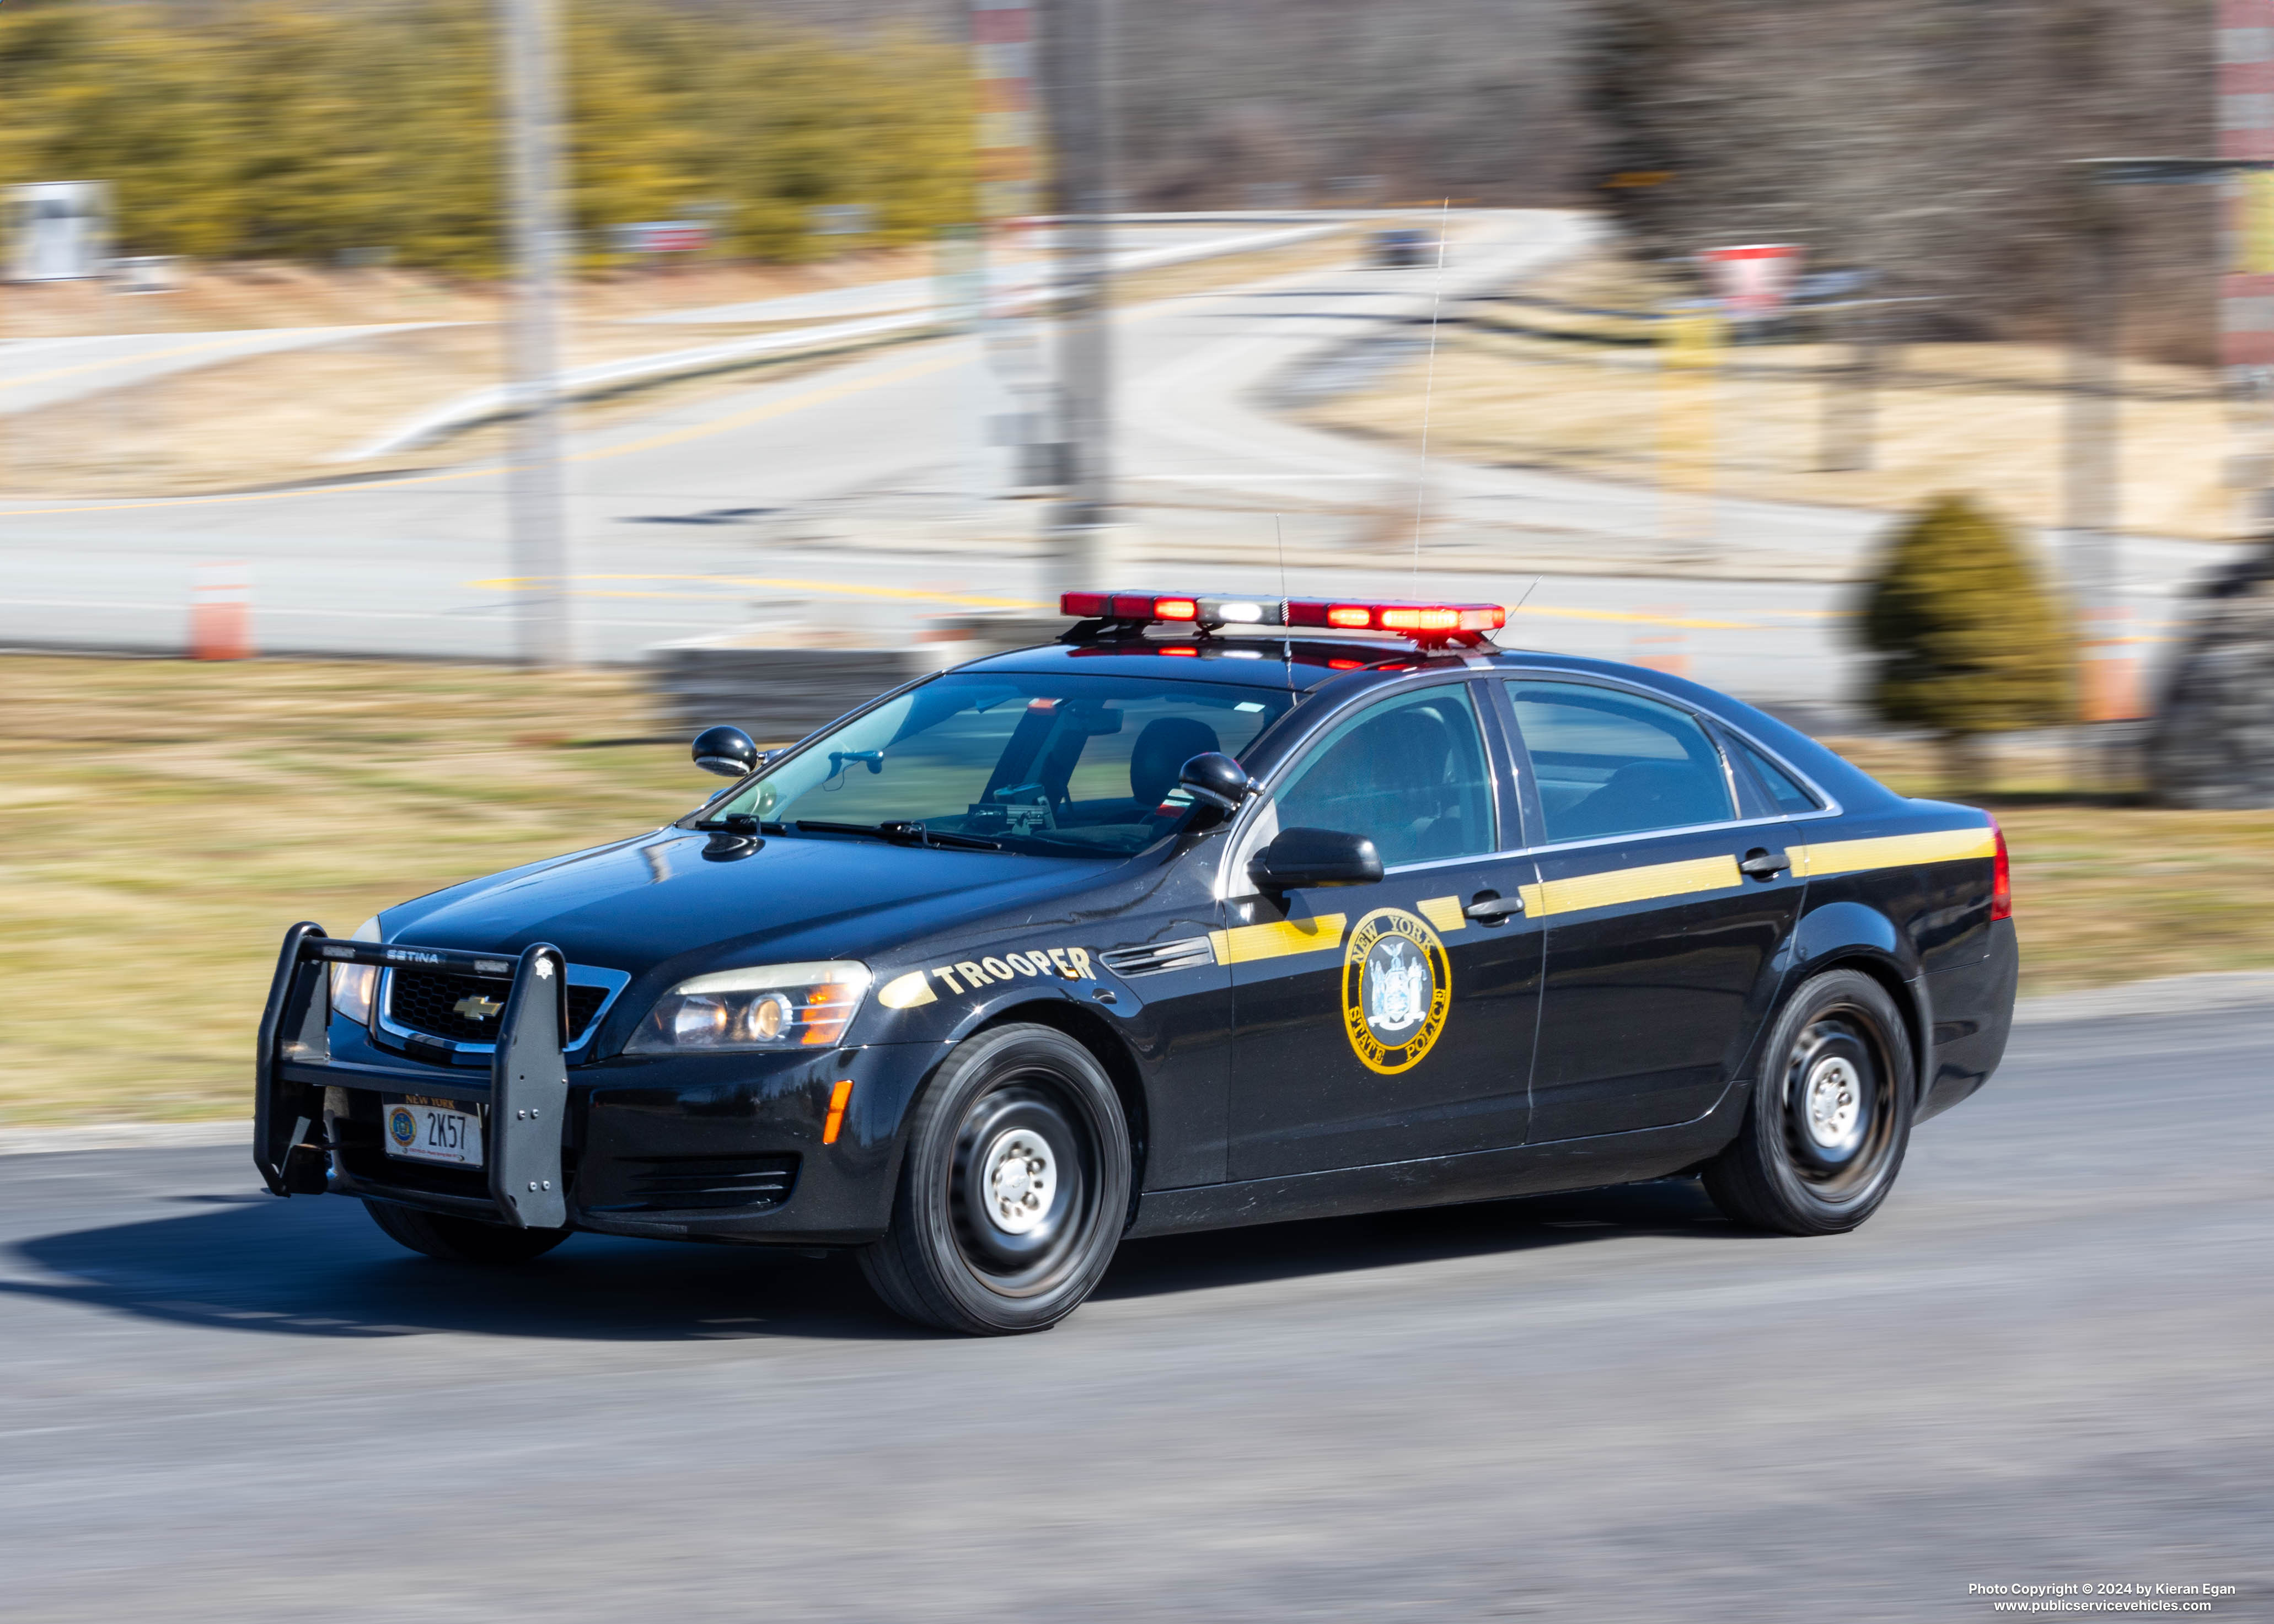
xmin=1587 ymin=0 xmax=2216 ymax=361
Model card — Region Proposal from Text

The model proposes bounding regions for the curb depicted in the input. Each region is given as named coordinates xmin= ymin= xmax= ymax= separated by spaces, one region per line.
xmin=2010 ymin=969 xmax=2274 ymax=1026
xmin=0 ymin=1121 xmax=249 ymax=1156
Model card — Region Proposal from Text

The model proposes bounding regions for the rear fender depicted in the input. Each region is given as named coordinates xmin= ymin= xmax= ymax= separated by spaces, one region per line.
xmin=1784 ymin=900 xmax=1931 ymax=1104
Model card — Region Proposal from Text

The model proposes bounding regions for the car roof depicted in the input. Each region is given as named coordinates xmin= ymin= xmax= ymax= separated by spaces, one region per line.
xmin=953 ymin=632 xmax=1900 ymax=811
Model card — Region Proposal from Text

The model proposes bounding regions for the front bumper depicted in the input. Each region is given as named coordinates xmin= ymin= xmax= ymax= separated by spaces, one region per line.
xmin=256 ymin=923 xmax=946 ymax=1245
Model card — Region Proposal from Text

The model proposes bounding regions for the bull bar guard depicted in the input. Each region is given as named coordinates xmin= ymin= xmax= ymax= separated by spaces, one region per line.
xmin=254 ymin=922 xmax=573 ymax=1229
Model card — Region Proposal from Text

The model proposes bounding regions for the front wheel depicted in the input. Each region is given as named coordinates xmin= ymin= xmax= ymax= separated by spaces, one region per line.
xmin=364 ymin=1198 xmax=571 ymax=1265
xmin=859 ymin=1023 xmax=1131 ymax=1335
xmin=1703 ymin=968 xmax=1914 ymax=1235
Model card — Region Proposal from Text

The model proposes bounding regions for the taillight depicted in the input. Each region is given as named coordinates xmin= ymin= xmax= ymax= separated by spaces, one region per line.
xmin=1989 ymin=817 xmax=2012 ymax=922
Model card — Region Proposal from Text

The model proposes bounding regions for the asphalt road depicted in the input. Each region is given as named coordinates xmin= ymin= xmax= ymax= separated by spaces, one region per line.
xmin=3 ymin=1003 xmax=2266 ymax=1622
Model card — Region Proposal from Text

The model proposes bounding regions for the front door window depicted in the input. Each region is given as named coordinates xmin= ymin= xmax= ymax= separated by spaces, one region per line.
xmin=1227 ymin=681 xmax=1541 ymax=1178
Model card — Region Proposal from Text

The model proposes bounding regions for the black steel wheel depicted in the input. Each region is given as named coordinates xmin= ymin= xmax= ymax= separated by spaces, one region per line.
xmin=364 ymin=1198 xmax=571 ymax=1265
xmin=860 ymin=1023 xmax=1131 ymax=1335
xmin=1703 ymin=968 xmax=1914 ymax=1235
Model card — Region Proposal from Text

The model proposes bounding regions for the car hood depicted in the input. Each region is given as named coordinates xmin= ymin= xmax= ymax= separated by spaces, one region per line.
xmin=382 ymin=827 xmax=1109 ymax=985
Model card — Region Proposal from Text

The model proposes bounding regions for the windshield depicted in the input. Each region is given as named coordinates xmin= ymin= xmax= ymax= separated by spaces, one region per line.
xmin=698 ymin=671 xmax=1294 ymax=858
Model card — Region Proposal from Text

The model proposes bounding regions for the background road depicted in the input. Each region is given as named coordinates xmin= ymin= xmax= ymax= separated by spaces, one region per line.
xmin=3 ymin=1001 xmax=2266 ymax=1622
xmin=1 ymin=209 xmax=2227 ymax=715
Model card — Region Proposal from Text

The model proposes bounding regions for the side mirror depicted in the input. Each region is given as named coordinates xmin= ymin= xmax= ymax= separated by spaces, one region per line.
xmin=1177 ymin=751 xmax=1255 ymax=813
xmin=1248 ymin=826 xmax=1383 ymax=893
xmin=692 ymin=725 xmax=759 ymax=779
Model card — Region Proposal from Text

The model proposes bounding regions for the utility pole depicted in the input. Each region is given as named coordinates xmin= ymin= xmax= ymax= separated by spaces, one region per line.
xmin=1038 ymin=0 xmax=1115 ymax=594
xmin=2063 ymin=176 xmax=2125 ymax=760
xmin=500 ymin=0 xmax=570 ymax=667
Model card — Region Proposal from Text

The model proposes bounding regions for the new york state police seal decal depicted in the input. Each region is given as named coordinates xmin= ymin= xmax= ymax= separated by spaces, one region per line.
xmin=1341 ymin=907 xmax=1452 ymax=1074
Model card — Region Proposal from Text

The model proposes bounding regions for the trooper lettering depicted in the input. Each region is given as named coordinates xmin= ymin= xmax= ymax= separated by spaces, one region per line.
xmin=927 ymin=947 xmax=1100 ymax=995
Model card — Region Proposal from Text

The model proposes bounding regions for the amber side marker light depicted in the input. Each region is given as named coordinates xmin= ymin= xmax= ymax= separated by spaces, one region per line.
xmin=822 ymin=1079 xmax=854 ymax=1145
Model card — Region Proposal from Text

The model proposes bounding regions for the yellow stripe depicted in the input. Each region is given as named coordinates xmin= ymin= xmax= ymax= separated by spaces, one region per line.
xmin=1208 ymin=913 xmax=1347 ymax=965
xmin=1793 ymin=828 xmax=1994 ymax=878
xmin=1533 ymin=854 xmax=1742 ymax=917
xmin=875 ymin=970 xmax=937 ymax=1009
xmin=1415 ymin=896 xmax=1466 ymax=934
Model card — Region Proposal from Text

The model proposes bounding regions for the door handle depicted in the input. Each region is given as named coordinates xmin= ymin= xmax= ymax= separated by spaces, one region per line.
xmin=1739 ymin=849 xmax=1791 ymax=879
xmin=1464 ymin=892 xmax=1525 ymax=922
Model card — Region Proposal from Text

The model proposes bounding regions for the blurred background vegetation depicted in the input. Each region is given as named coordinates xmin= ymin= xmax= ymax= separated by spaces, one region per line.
xmin=0 ymin=0 xmax=975 ymax=273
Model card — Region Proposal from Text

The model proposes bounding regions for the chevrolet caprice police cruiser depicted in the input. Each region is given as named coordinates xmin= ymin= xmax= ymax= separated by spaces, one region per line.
xmin=255 ymin=590 xmax=2018 ymax=1335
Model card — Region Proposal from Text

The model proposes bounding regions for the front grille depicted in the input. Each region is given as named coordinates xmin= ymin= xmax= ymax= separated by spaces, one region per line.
xmin=589 ymin=1154 xmax=800 ymax=1213
xmin=389 ymin=970 xmax=609 ymax=1046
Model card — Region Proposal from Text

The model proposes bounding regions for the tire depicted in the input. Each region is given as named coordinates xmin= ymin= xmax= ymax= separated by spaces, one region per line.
xmin=1703 ymin=968 xmax=1915 ymax=1236
xmin=364 ymin=1198 xmax=571 ymax=1265
xmin=859 ymin=1023 xmax=1131 ymax=1336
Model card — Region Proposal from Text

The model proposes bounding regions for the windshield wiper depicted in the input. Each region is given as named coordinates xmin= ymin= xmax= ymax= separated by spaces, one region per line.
xmin=883 ymin=821 xmax=1002 ymax=851
xmin=794 ymin=819 xmax=1002 ymax=852
xmin=693 ymin=815 xmax=782 ymax=834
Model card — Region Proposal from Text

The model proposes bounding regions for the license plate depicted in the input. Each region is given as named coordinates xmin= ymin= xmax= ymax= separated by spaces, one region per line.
xmin=382 ymin=1096 xmax=484 ymax=1168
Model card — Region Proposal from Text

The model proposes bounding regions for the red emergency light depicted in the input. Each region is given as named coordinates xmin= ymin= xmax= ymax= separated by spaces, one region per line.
xmin=1059 ymin=589 xmax=1506 ymax=647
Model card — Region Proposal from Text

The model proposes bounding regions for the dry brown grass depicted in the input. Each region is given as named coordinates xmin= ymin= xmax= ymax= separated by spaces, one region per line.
xmin=0 ymin=656 xmax=698 ymax=1127
xmin=0 ymin=249 xmax=949 ymax=339
xmin=1302 ymin=251 xmax=2244 ymax=542
xmin=4 ymin=655 xmax=2261 ymax=1127
xmin=1826 ymin=733 xmax=2274 ymax=993
xmin=0 ymin=319 xmax=860 ymax=496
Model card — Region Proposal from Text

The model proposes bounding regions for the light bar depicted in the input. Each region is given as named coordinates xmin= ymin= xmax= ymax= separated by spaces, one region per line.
xmin=1059 ymin=590 xmax=1287 ymax=627
xmin=1060 ymin=589 xmax=1505 ymax=646
xmin=1283 ymin=598 xmax=1505 ymax=635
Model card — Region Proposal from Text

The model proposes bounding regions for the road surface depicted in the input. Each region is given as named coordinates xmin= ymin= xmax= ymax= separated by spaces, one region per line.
xmin=0 ymin=209 xmax=2231 ymax=714
xmin=2 ymin=999 xmax=2266 ymax=1621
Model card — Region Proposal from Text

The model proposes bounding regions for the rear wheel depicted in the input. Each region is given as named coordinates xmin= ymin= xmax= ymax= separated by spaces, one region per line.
xmin=860 ymin=1023 xmax=1131 ymax=1335
xmin=364 ymin=1198 xmax=571 ymax=1265
xmin=1703 ymin=969 xmax=1914 ymax=1235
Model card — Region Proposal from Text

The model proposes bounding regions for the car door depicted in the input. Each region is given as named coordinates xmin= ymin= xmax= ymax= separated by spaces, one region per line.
xmin=1503 ymin=677 xmax=1808 ymax=1143
xmin=1225 ymin=677 xmax=1544 ymax=1180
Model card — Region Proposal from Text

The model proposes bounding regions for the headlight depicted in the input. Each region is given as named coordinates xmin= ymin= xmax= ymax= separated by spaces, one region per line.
xmin=329 ymin=916 xmax=383 ymax=1027
xmin=628 ymin=961 xmax=871 ymax=1053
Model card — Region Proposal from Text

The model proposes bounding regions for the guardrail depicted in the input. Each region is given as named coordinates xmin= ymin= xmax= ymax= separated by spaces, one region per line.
xmin=337 ymin=219 xmax=1350 ymax=460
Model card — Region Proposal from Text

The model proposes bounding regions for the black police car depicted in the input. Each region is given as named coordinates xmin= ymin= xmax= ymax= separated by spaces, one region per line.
xmin=255 ymin=589 xmax=2019 ymax=1335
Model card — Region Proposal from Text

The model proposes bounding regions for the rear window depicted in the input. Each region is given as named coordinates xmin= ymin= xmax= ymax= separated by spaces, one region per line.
xmin=1734 ymin=738 xmax=1822 ymax=815
xmin=1506 ymin=680 xmax=1735 ymax=842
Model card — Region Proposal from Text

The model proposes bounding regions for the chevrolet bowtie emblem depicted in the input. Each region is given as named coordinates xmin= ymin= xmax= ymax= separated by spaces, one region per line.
xmin=454 ymin=994 xmax=504 ymax=1021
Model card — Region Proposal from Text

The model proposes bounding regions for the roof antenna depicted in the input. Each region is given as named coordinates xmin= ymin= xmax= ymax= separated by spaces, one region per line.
xmin=1277 ymin=513 xmax=1295 ymax=699
xmin=1412 ymin=198 xmax=1451 ymax=587
xmin=1507 ymin=574 xmax=1542 ymax=644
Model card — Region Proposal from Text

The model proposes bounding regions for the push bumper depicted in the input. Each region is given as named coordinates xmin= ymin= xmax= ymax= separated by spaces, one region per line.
xmin=256 ymin=922 xmax=575 ymax=1228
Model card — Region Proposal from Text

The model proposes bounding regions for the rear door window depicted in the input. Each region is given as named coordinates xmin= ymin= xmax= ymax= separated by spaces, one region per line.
xmin=1505 ymin=681 xmax=1735 ymax=843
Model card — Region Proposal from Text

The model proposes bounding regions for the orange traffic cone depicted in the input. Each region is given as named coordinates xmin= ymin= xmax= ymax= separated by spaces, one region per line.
xmin=189 ymin=562 xmax=253 ymax=660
